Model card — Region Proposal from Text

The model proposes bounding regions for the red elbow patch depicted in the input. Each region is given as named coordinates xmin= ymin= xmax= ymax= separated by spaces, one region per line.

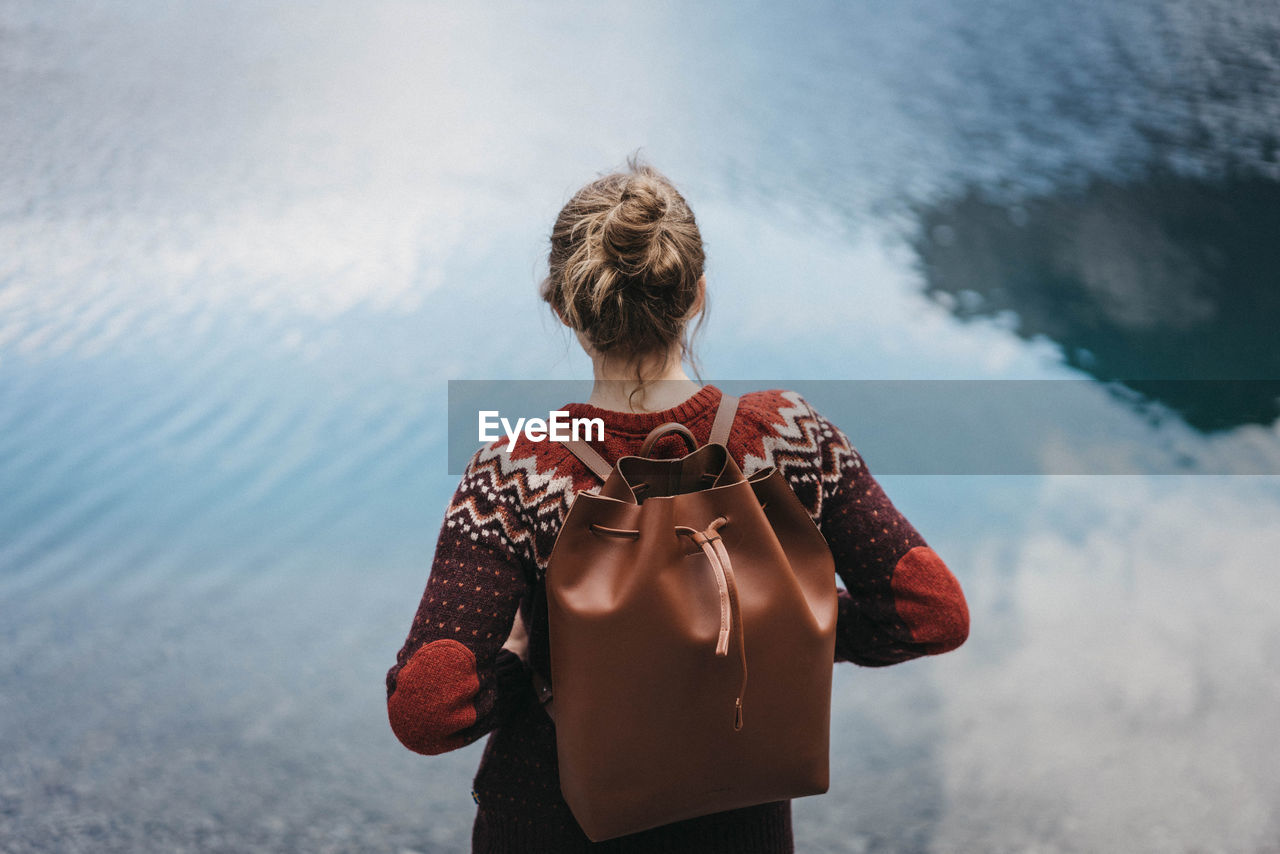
xmin=388 ymin=639 xmax=480 ymax=755
xmin=891 ymin=546 xmax=970 ymax=652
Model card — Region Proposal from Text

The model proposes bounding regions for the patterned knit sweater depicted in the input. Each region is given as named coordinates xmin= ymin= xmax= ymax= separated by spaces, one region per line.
xmin=386 ymin=385 xmax=969 ymax=853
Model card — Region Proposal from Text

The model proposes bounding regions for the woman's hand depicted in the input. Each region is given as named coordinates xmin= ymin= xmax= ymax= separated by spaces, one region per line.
xmin=501 ymin=604 xmax=530 ymax=665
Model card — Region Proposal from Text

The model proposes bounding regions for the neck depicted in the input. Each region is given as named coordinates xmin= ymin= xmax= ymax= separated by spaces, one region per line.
xmin=586 ymin=350 xmax=699 ymax=413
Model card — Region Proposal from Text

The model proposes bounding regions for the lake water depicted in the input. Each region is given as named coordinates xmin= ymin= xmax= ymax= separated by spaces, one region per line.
xmin=3 ymin=2 xmax=1279 ymax=851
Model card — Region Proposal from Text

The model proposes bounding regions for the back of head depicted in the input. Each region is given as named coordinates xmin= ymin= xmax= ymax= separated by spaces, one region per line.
xmin=540 ymin=158 xmax=706 ymax=376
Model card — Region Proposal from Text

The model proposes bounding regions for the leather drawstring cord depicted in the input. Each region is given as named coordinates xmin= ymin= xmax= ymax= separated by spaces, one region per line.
xmin=676 ymin=516 xmax=748 ymax=731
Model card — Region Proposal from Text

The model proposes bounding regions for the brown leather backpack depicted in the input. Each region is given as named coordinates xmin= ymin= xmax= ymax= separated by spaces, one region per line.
xmin=536 ymin=392 xmax=838 ymax=842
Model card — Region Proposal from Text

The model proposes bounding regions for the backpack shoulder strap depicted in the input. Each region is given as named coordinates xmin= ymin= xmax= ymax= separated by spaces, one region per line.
xmin=562 ymin=438 xmax=612 ymax=481
xmin=708 ymin=392 xmax=739 ymax=446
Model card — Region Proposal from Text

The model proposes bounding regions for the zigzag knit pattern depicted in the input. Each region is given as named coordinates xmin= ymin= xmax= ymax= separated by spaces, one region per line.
xmin=445 ymin=386 xmax=855 ymax=575
xmin=387 ymin=385 xmax=969 ymax=853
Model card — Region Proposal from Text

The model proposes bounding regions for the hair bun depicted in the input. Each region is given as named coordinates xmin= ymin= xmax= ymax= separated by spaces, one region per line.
xmin=619 ymin=177 xmax=669 ymax=223
xmin=599 ymin=177 xmax=669 ymax=273
xmin=540 ymin=158 xmax=705 ymax=366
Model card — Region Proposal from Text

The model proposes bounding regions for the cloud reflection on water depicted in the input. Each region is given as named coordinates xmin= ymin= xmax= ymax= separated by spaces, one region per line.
xmin=933 ymin=475 xmax=1280 ymax=852
xmin=3 ymin=0 xmax=1280 ymax=851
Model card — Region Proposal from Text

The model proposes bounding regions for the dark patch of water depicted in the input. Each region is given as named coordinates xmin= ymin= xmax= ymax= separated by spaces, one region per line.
xmin=914 ymin=168 xmax=1280 ymax=432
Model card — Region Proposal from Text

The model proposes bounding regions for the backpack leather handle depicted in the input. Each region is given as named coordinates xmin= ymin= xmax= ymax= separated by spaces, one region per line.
xmin=639 ymin=423 xmax=699 ymax=457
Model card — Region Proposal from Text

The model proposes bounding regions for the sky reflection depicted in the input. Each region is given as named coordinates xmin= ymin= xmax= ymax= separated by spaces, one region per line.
xmin=2 ymin=1 xmax=1279 ymax=851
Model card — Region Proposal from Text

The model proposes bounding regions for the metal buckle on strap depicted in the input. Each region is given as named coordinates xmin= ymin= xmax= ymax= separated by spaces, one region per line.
xmin=531 ymin=670 xmax=554 ymax=705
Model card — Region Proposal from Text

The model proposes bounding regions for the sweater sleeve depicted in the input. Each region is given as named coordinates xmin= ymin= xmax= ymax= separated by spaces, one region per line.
xmin=801 ymin=397 xmax=970 ymax=666
xmin=386 ymin=447 xmax=534 ymax=756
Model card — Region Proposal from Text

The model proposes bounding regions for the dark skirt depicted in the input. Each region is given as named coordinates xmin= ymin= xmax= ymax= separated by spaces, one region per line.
xmin=468 ymin=702 xmax=794 ymax=854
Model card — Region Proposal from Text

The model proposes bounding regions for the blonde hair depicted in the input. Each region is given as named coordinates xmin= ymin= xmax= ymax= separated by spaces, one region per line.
xmin=540 ymin=157 xmax=706 ymax=401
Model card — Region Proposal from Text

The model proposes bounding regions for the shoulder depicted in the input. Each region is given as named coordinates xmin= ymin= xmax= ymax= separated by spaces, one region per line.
xmin=733 ymin=388 xmax=845 ymax=449
xmin=732 ymin=388 xmax=863 ymax=499
xmin=450 ymin=435 xmax=588 ymax=538
xmin=454 ymin=435 xmax=580 ymax=505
